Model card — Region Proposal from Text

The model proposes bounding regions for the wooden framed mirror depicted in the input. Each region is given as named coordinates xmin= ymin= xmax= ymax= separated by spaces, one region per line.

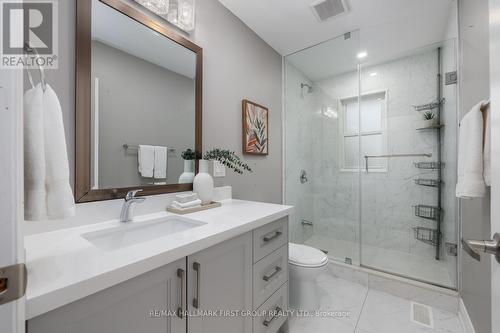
xmin=75 ymin=0 xmax=202 ymax=202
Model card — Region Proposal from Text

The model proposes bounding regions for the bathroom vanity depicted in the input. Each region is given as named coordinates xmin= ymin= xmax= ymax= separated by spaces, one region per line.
xmin=25 ymin=200 xmax=291 ymax=333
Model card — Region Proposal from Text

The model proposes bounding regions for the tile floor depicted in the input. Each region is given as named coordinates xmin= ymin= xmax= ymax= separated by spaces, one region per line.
xmin=304 ymin=234 xmax=454 ymax=287
xmin=288 ymin=272 xmax=464 ymax=333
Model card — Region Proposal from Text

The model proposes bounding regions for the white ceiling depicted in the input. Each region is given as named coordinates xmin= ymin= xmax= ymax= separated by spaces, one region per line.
xmin=92 ymin=0 xmax=196 ymax=78
xmin=219 ymin=0 xmax=456 ymax=64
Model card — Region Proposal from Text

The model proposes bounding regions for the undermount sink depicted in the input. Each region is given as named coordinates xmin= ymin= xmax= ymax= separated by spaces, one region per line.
xmin=82 ymin=216 xmax=206 ymax=250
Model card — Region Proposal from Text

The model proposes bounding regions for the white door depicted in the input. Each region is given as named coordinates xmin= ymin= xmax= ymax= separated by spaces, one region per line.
xmin=490 ymin=1 xmax=500 ymax=331
xmin=0 ymin=69 xmax=25 ymax=333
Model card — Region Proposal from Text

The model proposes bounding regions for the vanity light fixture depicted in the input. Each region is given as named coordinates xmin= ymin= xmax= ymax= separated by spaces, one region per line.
xmin=357 ymin=51 xmax=368 ymax=59
xmin=135 ymin=0 xmax=195 ymax=33
xmin=369 ymin=72 xmax=378 ymax=77
xmin=134 ymin=0 xmax=170 ymax=15
xmin=178 ymin=0 xmax=195 ymax=31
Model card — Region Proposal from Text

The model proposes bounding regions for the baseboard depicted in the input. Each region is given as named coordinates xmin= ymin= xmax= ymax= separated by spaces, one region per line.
xmin=458 ymin=298 xmax=476 ymax=333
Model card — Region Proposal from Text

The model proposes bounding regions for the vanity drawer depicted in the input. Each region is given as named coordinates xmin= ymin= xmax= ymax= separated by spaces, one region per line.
xmin=253 ymin=217 xmax=288 ymax=263
xmin=253 ymin=245 xmax=288 ymax=309
xmin=253 ymin=282 xmax=288 ymax=333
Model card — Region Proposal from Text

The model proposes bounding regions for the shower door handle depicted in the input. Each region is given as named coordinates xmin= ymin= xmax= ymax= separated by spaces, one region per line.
xmin=462 ymin=233 xmax=500 ymax=263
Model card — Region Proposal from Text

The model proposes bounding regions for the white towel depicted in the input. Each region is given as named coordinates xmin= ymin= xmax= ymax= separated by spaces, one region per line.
xmin=171 ymin=199 xmax=202 ymax=209
xmin=24 ymin=84 xmax=76 ymax=221
xmin=175 ymin=193 xmax=198 ymax=203
xmin=154 ymin=146 xmax=167 ymax=179
xmin=24 ymin=84 xmax=47 ymax=220
xmin=456 ymin=101 xmax=488 ymax=198
xmin=43 ymin=85 xmax=76 ymax=219
xmin=484 ymin=103 xmax=491 ymax=186
xmin=138 ymin=145 xmax=155 ymax=177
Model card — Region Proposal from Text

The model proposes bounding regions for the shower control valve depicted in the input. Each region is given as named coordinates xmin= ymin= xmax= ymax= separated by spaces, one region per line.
xmin=300 ymin=170 xmax=308 ymax=184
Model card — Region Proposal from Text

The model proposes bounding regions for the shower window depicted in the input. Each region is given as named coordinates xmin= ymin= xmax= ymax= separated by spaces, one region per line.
xmin=340 ymin=91 xmax=387 ymax=172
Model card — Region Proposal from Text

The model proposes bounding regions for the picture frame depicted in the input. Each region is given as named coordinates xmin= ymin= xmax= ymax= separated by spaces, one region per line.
xmin=242 ymin=99 xmax=269 ymax=155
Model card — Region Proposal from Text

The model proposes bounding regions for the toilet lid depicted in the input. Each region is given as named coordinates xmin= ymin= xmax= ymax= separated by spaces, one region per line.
xmin=289 ymin=243 xmax=328 ymax=267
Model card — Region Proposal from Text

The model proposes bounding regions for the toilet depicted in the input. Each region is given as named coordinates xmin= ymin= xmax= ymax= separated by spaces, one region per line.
xmin=288 ymin=243 xmax=329 ymax=310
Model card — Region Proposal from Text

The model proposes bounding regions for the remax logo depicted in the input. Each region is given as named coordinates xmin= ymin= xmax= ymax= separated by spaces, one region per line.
xmin=1 ymin=0 xmax=58 ymax=69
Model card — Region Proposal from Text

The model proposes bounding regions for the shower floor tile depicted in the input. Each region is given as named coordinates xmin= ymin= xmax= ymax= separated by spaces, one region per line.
xmin=288 ymin=274 xmax=464 ymax=333
xmin=303 ymin=234 xmax=453 ymax=287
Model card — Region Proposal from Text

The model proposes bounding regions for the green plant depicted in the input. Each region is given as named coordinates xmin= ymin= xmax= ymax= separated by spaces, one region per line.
xmin=203 ymin=148 xmax=253 ymax=174
xmin=423 ymin=112 xmax=435 ymax=120
xmin=181 ymin=149 xmax=196 ymax=160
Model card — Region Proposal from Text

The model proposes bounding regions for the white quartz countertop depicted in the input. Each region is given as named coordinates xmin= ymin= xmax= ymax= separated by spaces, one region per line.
xmin=25 ymin=199 xmax=293 ymax=319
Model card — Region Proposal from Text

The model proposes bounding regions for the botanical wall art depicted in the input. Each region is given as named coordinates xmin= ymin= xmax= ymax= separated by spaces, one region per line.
xmin=242 ymin=99 xmax=269 ymax=155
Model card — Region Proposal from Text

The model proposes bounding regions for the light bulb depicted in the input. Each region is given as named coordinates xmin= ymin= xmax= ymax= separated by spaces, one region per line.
xmin=357 ymin=51 xmax=368 ymax=59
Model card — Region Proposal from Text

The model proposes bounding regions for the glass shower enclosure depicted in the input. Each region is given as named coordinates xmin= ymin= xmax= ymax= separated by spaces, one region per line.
xmin=284 ymin=31 xmax=458 ymax=289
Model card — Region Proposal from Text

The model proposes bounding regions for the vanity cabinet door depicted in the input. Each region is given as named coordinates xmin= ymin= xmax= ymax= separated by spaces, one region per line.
xmin=28 ymin=259 xmax=187 ymax=333
xmin=187 ymin=232 xmax=253 ymax=333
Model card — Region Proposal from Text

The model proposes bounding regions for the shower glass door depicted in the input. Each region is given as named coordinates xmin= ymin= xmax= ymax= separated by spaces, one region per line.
xmin=358 ymin=40 xmax=458 ymax=288
xmin=284 ymin=31 xmax=361 ymax=265
xmin=284 ymin=31 xmax=458 ymax=289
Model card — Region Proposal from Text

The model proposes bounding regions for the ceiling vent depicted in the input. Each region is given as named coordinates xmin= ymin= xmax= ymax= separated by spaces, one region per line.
xmin=310 ymin=0 xmax=349 ymax=22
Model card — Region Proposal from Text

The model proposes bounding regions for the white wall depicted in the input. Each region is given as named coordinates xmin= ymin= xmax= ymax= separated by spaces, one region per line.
xmin=23 ymin=0 xmax=283 ymax=234
xmin=458 ymin=0 xmax=492 ymax=332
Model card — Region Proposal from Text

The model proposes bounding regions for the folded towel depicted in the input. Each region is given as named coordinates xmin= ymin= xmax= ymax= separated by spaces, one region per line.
xmin=456 ymin=100 xmax=488 ymax=198
xmin=154 ymin=146 xmax=167 ymax=179
xmin=171 ymin=199 xmax=202 ymax=209
xmin=175 ymin=193 xmax=198 ymax=203
xmin=483 ymin=103 xmax=491 ymax=186
xmin=43 ymin=85 xmax=76 ymax=219
xmin=171 ymin=203 xmax=202 ymax=211
xmin=24 ymin=84 xmax=47 ymax=220
xmin=138 ymin=145 xmax=155 ymax=178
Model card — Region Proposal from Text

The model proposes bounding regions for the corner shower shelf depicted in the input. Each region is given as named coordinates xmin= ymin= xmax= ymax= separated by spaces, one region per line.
xmin=414 ymin=161 xmax=445 ymax=170
xmin=414 ymin=178 xmax=442 ymax=187
xmin=414 ymin=204 xmax=441 ymax=220
xmin=413 ymin=98 xmax=445 ymax=112
xmin=413 ymin=227 xmax=440 ymax=246
xmin=416 ymin=124 xmax=444 ymax=130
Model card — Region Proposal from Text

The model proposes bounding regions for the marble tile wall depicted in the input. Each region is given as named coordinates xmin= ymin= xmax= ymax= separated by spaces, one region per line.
xmin=284 ymin=62 xmax=315 ymax=244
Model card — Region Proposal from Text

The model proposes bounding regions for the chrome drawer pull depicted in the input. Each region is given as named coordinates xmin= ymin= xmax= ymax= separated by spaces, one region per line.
xmin=192 ymin=262 xmax=201 ymax=309
xmin=176 ymin=268 xmax=186 ymax=318
xmin=263 ymin=306 xmax=282 ymax=327
xmin=263 ymin=231 xmax=282 ymax=243
xmin=263 ymin=266 xmax=282 ymax=281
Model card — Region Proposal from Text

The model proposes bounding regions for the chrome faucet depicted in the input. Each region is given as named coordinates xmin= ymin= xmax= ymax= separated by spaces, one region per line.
xmin=120 ymin=190 xmax=146 ymax=222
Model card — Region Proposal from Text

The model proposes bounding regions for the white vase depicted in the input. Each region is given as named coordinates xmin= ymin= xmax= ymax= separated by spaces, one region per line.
xmin=178 ymin=160 xmax=195 ymax=184
xmin=193 ymin=160 xmax=214 ymax=205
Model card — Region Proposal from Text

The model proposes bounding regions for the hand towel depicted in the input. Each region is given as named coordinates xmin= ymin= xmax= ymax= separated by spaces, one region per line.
xmin=171 ymin=199 xmax=202 ymax=209
xmin=24 ymin=84 xmax=47 ymax=220
xmin=456 ymin=100 xmax=488 ymax=198
xmin=138 ymin=145 xmax=155 ymax=177
xmin=154 ymin=146 xmax=167 ymax=179
xmin=483 ymin=103 xmax=491 ymax=186
xmin=43 ymin=85 xmax=76 ymax=219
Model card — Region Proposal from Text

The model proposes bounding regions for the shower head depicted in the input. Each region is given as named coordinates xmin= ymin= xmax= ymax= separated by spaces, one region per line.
xmin=301 ymin=83 xmax=313 ymax=94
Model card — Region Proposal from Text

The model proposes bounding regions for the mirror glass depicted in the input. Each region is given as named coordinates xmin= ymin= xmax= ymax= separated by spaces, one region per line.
xmin=90 ymin=0 xmax=197 ymax=189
